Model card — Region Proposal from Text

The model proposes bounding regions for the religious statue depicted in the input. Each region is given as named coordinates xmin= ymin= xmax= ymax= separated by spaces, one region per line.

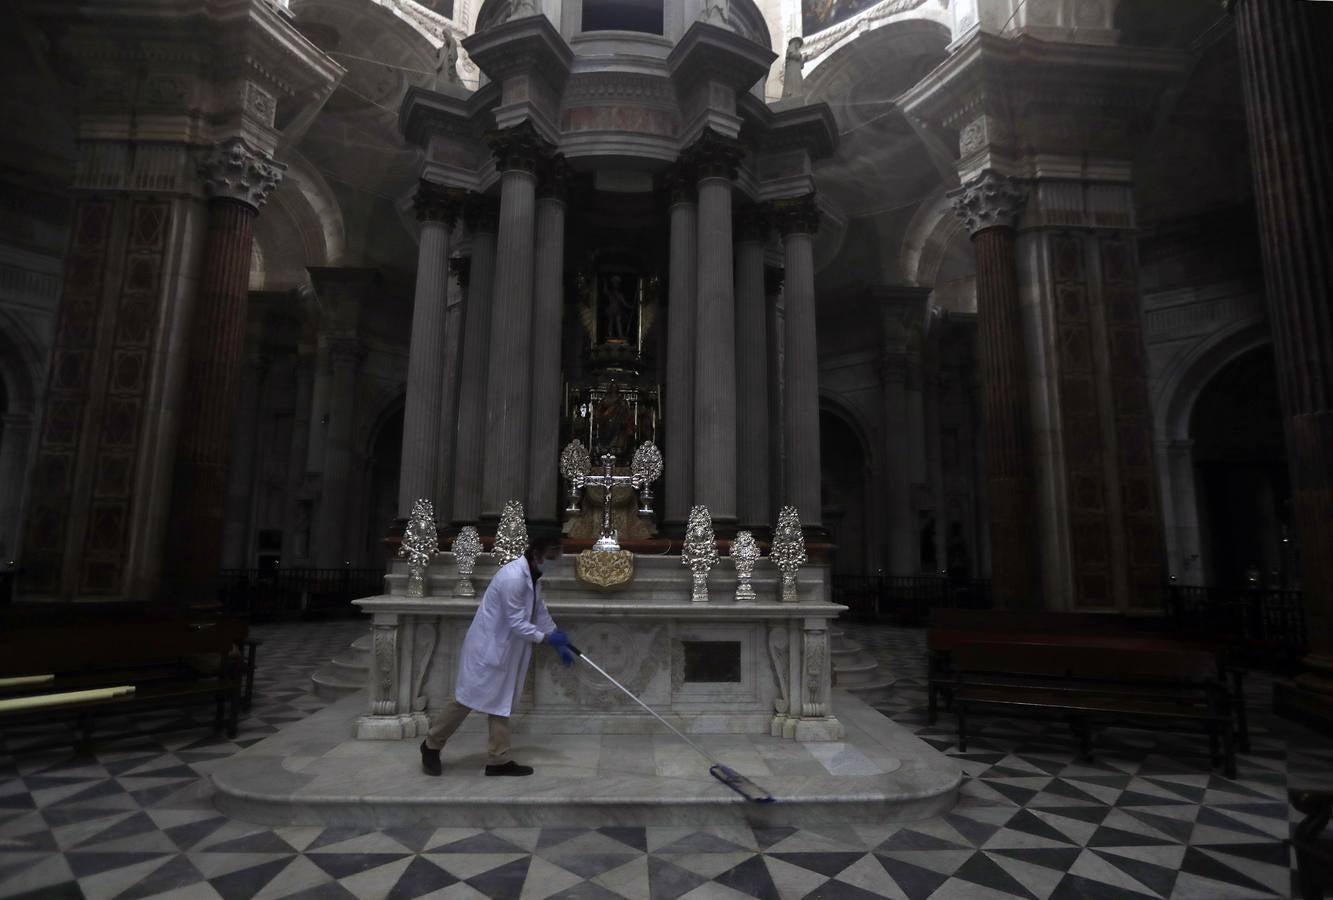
xmin=602 ymin=274 xmax=635 ymax=342
xmin=682 ymin=505 xmax=718 ymax=603
xmin=399 ymin=499 xmax=439 ymax=598
xmin=433 ymin=36 xmax=460 ymax=90
xmin=781 ymin=37 xmax=805 ymax=100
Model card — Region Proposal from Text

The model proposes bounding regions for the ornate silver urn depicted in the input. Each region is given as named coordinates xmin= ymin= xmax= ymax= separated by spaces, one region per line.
xmin=771 ymin=505 xmax=806 ymax=603
xmin=682 ymin=505 xmax=718 ymax=603
xmin=730 ymin=530 xmax=760 ymax=603
xmin=451 ymin=526 xmax=482 ymax=597
xmin=399 ymin=498 xmax=439 ymax=598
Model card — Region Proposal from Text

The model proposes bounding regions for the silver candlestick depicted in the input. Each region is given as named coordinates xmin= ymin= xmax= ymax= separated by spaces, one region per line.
xmin=451 ymin=526 xmax=482 ymax=597
xmin=682 ymin=505 xmax=718 ymax=603
xmin=731 ymin=530 xmax=760 ymax=602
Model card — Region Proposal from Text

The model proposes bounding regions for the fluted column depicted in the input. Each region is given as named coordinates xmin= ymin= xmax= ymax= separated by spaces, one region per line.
xmin=691 ymin=132 xmax=743 ymax=526
xmin=950 ymin=171 xmax=1039 ymax=608
xmin=774 ymin=194 xmax=823 ymax=529
xmin=451 ymin=197 xmax=499 ymax=524
xmin=527 ymin=157 xmax=568 ymax=525
xmin=283 ymin=344 xmax=314 ymax=563
xmin=765 ymin=268 xmax=786 ymax=518
xmin=222 ymin=344 xmax=267 ymax=569
xmin=734 ymin=205 xmax=771 ymax=530
xmin=314 ymin=337 xmax=363 ymax=568
xmin=482 ymin=123 xmax=547 ymax=520
xmin=1230 ymin=0 xmax=1333 ymax=674
xmin=880 ymin=355 xmax=916 ymax=573
xmin=664 ymin=165 xmax=698 ymax=531
xmin=398 ymin=181 xmax=463 ymax=519
xmin=435 ymin=259 xmax=468 ymax=520
xmin=164 ymin=137 xmax=283 ymax=601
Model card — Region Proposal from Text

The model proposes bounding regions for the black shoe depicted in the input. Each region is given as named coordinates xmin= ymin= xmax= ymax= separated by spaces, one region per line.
xmin=420 ymin=741 xmax=442 ymax=776
xmin=484 ymin=761 xmax=533 ymax=776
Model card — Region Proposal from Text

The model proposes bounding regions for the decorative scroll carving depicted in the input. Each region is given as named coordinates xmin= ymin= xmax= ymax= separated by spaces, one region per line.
xmin=399 ymin=498 xmax=439 ymax=598
xmin=771 ymin=505 xmax=806 ymax=602
xmin=731 ymin=530 xmax=760 ymax=602
xmin=493 ymin=499 xmax=528 ymax=564
xmin=199 ymin=137 xmax=285 ymax=210
xmin=768 ymin=624 xmax=790 ymax=726
xmin=451 ymin=526 xmax=482 ymax=597
xmin=948 ymin=170 xmax=1027 ymax=236
xmin=372 ymin=624 xmax=398 ymax=716
xmin=412 ymin=618 xmax=439 ymax=712
xmin=682 ymin=505 xmax=718 ymax=603
xmin=804 ymin=626 xmax=827 ymax=717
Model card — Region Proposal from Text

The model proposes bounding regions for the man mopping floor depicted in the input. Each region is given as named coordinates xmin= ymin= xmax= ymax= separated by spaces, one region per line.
xmin=419 ymin=529 xmax=574 ymax=777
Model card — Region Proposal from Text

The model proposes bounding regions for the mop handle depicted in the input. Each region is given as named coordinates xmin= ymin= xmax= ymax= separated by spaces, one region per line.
xmin=566 ymin=643 xmax=719 ymax=766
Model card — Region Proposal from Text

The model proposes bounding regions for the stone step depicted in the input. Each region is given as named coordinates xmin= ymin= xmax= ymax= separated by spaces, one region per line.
xmin=843 ymin=679 xmax=898 ymax=704
xmin=330 ymin=654 xmax=368 ymax=678
xmin=311 ymin=667 xmax=364 ymax=702
xmin=830 ymin=640 xmax=864 ymax=657
xmin=833 ymin=659 xmax=881 ymax=686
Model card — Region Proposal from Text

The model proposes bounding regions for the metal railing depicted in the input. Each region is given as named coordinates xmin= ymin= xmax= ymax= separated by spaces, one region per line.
xmin=1167 ymin=584 xmax=1308 ymax=667
xmin=216 ymin=568 xmax=386 ymax=620
xmin=832 ymin=575 xmax=992 ymax=623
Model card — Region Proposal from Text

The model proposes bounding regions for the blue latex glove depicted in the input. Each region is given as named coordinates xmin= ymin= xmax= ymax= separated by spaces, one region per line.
xmin=547 ymin=630 xmax=574 ymax=668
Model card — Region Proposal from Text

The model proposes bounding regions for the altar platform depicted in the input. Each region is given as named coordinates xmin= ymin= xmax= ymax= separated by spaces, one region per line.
xmin=211 ymin=689 xmax=961 ymax=828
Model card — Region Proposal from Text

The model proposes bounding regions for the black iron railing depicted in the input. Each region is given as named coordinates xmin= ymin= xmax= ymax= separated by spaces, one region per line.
xmin=832 ymin=575 xmax=992 ymax=623
xmin=1167 ymin=584 xmax=1307 ymax=667
xmin=216 ymin=568 xmax=386 ymax=620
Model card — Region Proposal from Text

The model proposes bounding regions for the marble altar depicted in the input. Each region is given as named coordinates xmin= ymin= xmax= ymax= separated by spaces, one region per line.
xmin=352 ymin=554 xmax=846 ymax=744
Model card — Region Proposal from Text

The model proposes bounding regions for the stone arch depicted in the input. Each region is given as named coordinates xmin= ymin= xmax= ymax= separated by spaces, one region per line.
xmin=1152 ymin=318 xmax=1273 ymax=584
xmin=819 ymin=392 xmax=876 ymax=575
xmin=900 ymin=189 xmax=975 ymax=307
xmin=1156 ymin=319 xmax=1271 ymax=443
xmin=253 ymin=152 xmax=347 ymax=291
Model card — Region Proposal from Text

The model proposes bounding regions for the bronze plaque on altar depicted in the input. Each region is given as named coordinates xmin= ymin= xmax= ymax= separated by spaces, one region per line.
xmin=575 ymin=549 xmax=635 ymax=590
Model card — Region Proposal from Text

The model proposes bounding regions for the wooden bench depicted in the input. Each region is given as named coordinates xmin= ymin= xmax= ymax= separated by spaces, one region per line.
xmin=926 ymin=612 xmax=1250 ymax=751
xmin=947 ymin=642 xmax=1237 ymax=777
xmin=0 ymin=618 xmax=249 ymax=751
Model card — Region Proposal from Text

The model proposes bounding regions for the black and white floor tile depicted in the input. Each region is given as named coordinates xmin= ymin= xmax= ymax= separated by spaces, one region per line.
xmin=1 ymin=620 xmax=1329 ymax=899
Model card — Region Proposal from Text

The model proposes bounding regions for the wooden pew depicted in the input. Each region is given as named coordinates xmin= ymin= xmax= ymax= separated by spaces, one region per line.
xmin=925 ymin=610 xmax=1249 ymax=751
xmin=0 ymin=618 xmax=248 ymax=751
xmin=948 ymin=641 xmax=1236 ymax=777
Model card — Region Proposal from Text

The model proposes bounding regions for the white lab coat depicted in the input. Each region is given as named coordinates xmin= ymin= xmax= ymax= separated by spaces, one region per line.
xmin=454 ymin=556 xmax=557 ymax=717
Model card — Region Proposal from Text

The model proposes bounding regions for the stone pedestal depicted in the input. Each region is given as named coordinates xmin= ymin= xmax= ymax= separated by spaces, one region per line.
xmin=353 ymin=555 xmax=843 ymax=743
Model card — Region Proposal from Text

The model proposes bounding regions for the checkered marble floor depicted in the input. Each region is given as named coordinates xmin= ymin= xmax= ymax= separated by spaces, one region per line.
xmin=1 ymin=620 xmax=1329 ymax=899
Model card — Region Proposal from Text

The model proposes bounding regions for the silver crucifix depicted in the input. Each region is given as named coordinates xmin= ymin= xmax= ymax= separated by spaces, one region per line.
xmin=560 ymin=440 xmax=663 ymax=552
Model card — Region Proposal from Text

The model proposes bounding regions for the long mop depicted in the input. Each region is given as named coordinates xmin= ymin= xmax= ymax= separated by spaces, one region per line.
xmin=566 ymin=642 xmax=775 ymax=803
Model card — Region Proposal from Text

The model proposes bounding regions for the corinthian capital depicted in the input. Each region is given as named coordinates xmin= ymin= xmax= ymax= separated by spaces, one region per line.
xmin=948 ymin=170 xmax=1026 ymax=236
xmin=199 ymin=137 xmax=285 ymax=210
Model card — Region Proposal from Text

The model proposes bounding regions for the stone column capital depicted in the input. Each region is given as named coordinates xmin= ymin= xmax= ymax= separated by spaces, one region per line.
xmin=773 ymin=194 xmax=820 ymax=237
xmin=660 ymin=162 xmax=698 ymax=205
xmin=464 ymin=193 xmax=500 ymax=234
xmin=199 ymin=137 xmax=285 ymax=210
xmin=948 ymin=170 xmax=1027 ymax=236
xmin=536 ymin=154 xmax=571 ymax=201
xmin=449 ymin=256 xmax=472 ymax=288
xmin=684 ymin=129 xmax=744 ymax=182
xmin=734 ymin=204 xmax=771 ymax=244
xmin=415 ymin=181 xmax=466 ymax=224
xmin=487 ymin=120 xmax=553 ymax=174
